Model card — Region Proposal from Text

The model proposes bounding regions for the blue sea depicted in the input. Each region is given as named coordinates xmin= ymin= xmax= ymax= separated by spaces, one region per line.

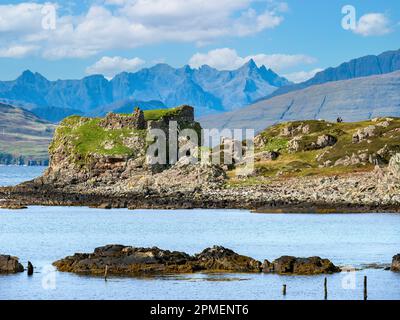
xmin=0 ymin=166 xmax=399 ymax=300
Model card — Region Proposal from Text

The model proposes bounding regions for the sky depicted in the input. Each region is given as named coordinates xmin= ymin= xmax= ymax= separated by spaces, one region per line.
xmin=0 ymin=0 xmax=399 ymax=82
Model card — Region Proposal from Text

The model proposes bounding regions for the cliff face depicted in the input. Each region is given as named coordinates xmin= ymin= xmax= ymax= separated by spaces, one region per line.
xmin=40 ymin=105 xmax=223 ymax=191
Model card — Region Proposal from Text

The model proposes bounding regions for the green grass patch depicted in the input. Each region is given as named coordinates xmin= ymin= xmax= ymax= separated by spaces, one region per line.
xmin=144 ymin=107 xmax=183 ymax=121
xmin=50 ymin=116 xmax=146 ymax=164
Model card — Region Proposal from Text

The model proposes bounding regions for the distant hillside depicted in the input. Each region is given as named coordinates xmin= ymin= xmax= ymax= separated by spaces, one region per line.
xmin=0 ymin=61 xmax=290 ymax=122
xmin=0 ymin=103 xmax=55 ymax=165
xmin=200 ymin=71 xmax=400 ymax=133
xmin=265 ymin=48 xmax=400 ymax=99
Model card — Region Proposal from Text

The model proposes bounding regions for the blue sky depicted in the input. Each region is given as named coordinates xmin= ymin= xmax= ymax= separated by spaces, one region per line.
xmin=0 ymin=0 xmax=399 ymax=82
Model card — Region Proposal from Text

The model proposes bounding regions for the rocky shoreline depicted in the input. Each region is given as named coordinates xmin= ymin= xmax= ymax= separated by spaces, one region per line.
xmin=1 ymin=109 xmax=400 ymax=213
xmin=1 ymin=167 xmax=399 ymax=213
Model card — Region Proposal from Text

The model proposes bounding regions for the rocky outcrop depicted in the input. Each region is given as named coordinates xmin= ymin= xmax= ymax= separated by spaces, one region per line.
xmin=333 ymin=153 xmax=385 ymax=167
xmin=255 ymin=151 xmax=279 ymax=162
xmin=0 ymin=201 xmax=27 ymax=209
xmin=53 ymin=245 xmax=261 ymax=275
xmin=388 ymin=154 xmax=400 ymax=179
xmin=0 ymin=255 xmax=24 ymax=273
xmin=262 ymin=256 xmax=341 ymax=275
xmin=391 ymin=254 xmax=400 ymax=272
xmin=352 ymin=125 xmax=376 ymax=143
xmin=316 ymin=134 xmax=337 ymax=148
xmin=194 ymin=246 xmax=261 ymax=273
xmin=288 ymin=134 xmax=337 ymax=153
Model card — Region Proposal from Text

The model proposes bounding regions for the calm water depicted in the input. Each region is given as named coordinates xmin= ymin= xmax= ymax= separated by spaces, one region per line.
xmin=0 ymin=166 xmax=46 ymax=186
xmin=0 ymin=167 xmax=399 ymax=300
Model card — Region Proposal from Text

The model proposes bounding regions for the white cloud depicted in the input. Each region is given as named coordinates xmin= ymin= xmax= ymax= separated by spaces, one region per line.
xmin=250 ymin=53 xmax=316 ymax=72
xmin=0 ymin=45 xmax=38 ymax=58
xmin=86 ymin=56 xmax=145 ymax=78
xmin=353 ymin=13 xmax=391 ymax=36
xmin=189 ymin=48 xmax=243 ymax=70
xmin=189 ymin=48 xmax=316 ymax=72
xmin=0 ymin=1 xmax=287 ymax=59
xmin=283 ymin=68 xmax=323 ymax=83
xmin=0 ymin=3 xmax=44 ymax=33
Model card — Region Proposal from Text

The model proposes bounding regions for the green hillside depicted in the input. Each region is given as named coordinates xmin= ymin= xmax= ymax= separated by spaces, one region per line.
xmin=0 ymin=103 xmax=55 ymax=165
xmin=229 ymin=117 xmax=400 ymax=185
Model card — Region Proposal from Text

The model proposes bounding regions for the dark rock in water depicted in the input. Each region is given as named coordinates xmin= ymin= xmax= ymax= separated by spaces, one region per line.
xmin=53 ymin=245 xmax=262 ymax=276
xmin=391 ymin=254 xmax=400 ymax=272
xmin=27 ymin=261 xmax=34 ymax=276
xmin=262 ymin=256 xmax=341 ymax=275
xmin=92 ymin=203 xmax=112 ymax=209
xmin=194 ymin=246 xmax=261 ymax=273
xmin=0 ymin=255 xmax=24 ymax=274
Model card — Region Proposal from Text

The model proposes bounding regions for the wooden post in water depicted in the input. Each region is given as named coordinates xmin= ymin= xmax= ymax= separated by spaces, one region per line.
xmin=104 ymin=265 xmax=108 ymax=281
xmin=324 ymin=277 xmax=328 ymax=300
xmin=27 ymin=261 xmax=34 ymax=276
xmin=282 ymin=284 xmax=287 ymax=296
xmin=364 ymin=276 xmax=367 ymax=301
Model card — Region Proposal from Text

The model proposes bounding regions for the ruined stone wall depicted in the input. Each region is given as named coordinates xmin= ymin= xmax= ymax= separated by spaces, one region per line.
xmin=99 ymin=109 xmax=146 ymax=130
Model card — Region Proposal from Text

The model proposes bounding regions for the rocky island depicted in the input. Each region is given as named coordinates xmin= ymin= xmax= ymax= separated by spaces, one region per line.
xmin=1 ymin=105 xmax=400 ymax=213
xmin=0 ymin=255 xmax=24 ymax=274
xmin=53 ymin=245 xmax=340 ymax=276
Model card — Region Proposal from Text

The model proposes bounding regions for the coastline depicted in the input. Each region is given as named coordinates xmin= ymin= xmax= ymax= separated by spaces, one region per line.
xmin=1 ymin=171 xmax=399 ymax=213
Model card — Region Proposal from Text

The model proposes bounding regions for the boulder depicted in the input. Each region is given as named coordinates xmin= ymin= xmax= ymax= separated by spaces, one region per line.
xmin=255 ymin=151 xmax=279 ymax=162
xmin=194 ymin=246 xmax=261 ymax=273
xmin=262 ymin=256 xmax=341 ymax=275
xmin=288 ymin=134 xmax=337 ymax=153
xmin=388 ymin=154 xmax=400 ymax=179
xmin=352 ymin=125 xmax=376 ymax=143
xmin=281 ymin=124 xmax=310 ymax=137
xmin=316 ymin=134 xmax=337 ymax=148
xmin=391 ymin=254 xmax=400 ymax=272
xmin=288 ymin=137 xmax=303 ymax=153
xmin=253 ymin=135 xmax=268 ymax=148
xmin=53 ymin=245 xmax=262 ymax=276
xmin=0 ymin=255 xmax=24 ymax=273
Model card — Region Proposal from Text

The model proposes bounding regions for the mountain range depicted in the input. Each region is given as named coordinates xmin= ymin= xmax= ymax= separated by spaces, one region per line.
xmin=0 ymin=60 xmax=290 ymax=122
xmin=200 ymin=48 xmax=400 ymax=132
xmin=264 ymin=48 xmax=400 ymax=100
xmin=200 ymin=71 xmax=400 ymax=133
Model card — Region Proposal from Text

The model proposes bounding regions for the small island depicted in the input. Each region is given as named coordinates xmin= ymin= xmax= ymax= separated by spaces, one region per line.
xmin=53 ymin=244 xmax=341 ymax=276
xmin=1 ymin=105 xmax=400 ymax=213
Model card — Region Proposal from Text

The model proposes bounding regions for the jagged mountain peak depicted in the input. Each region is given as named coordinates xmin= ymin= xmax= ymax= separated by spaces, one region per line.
xmin=17 ymin=70 xmax=49 ymax=84
xmin=0 ymin=61 xmax=291 ymax=122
